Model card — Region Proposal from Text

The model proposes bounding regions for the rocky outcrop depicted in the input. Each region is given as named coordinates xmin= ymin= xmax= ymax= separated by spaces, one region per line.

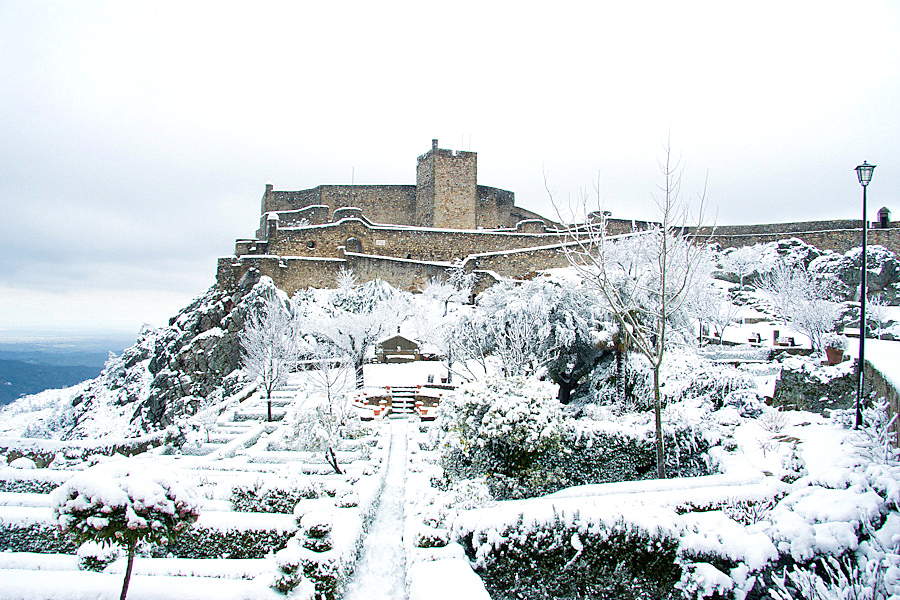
xmin=772 ymin=355 xmax=858 ymax=413
xmin=62 ymin=271 xmax=284 ymax=436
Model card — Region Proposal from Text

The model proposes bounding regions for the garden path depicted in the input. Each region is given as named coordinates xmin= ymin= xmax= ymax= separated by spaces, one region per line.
xmin=343 ymin=418 xmax=409 ymax=600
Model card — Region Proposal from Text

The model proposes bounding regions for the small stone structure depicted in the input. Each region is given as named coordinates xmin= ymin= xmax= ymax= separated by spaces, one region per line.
xmin=217 ymin=140 xmax=897 ymax=295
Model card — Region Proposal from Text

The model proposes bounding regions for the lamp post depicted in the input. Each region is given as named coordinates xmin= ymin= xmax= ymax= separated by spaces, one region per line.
xmin=854 ymin=161 xmax=876 ymax=429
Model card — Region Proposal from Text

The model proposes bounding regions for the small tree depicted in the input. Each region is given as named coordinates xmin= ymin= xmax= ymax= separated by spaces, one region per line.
xmin=562 ymin=142 xmax=710 ymax=478
xmin=722 ymin=244 xmax=760 ymax=289
xmin=422 ymin=266 xmax=475 ymax=317
xmin=298 ymin=335 xmax=353 ymax=474
xmin=869 ymin=294 xmax=889 ymax=339
xmin=240 ymin=291 xmax=299 ymax=421
xmin=52 ymin=463 xmax=201 ymax=600
xmin=756 ymin=261 xmax=842 ymax=351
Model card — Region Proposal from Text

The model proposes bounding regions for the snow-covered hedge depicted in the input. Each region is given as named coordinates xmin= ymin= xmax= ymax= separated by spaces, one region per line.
xmin=231 ymin=476 xmax=320 ymax=513
xmin=438 ymin=377 xmax=712 ymax=499
xmin=457 ymin=508 xmax=683 ymax=600
xmin=0 ymin=519 xmax=78 ymax=553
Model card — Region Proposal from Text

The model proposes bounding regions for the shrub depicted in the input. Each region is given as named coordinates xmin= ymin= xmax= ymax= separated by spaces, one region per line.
xmin=463 ymin=516 xmax=683 ymax=600
xmin=231 ymin=476 xmax=319 ymax=513
xmin=51 ymin=462 xmax=201 ymax=600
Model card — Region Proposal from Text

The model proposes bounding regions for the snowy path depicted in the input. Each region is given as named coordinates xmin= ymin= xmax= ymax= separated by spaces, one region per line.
xmin=343 ymin=419 xmax=409 ymax=600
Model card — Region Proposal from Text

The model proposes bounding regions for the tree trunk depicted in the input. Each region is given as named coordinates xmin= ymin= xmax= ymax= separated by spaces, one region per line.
xmin=355 ymin=357 xmax=365 ymax=389
xmin=119 ymin=537 xmax=136 ymax=600
xmin=615 ymin=344 xmax=626 ymax=406
xmin=557 ymin=373 xmax=575 ymax=405
xmin=267 ymin=398 xmax=272 ymax=422
xmin=326 ymin=446 xmax=343 ymax=475
xmin=653 ymin=366 xmax=666 ymax=479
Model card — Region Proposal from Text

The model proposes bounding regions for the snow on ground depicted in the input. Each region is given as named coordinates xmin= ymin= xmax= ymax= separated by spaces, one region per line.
xmin=343 ymin=420 xmax=408 ymax=600
xmin=3 ymin=344 xmax=900 ymax=598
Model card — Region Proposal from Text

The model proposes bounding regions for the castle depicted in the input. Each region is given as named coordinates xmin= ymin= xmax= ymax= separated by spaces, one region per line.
xmin=217 ymin=140 xmax=897 ymax=295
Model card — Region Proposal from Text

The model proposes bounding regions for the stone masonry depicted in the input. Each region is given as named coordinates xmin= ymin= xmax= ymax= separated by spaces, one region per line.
xmin=218 ymin=140 xmax=897 ymax=295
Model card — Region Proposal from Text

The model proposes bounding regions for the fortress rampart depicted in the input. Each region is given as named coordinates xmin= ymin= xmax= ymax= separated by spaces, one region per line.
xmin=218 ymin=141 xmax=896 ymax=295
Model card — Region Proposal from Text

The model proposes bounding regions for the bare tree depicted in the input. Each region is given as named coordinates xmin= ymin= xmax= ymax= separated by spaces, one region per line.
xmin=755 ymin=260 xmax=797 ymax=326
xmin=240 ymin=293 xmax=299 ymax=421
xmin=561 ymin=142 xmax=710 ymax=479
xmin=722 ymin=245 xmax=760 ymax=289
xmin=869 ymin=294 xmax=889 ymax=339
xmin=422 ymin=265 xmax=475 ymax=317
xmin=298 ymin=335 xmax=353 ymax=474
xmin=756 ymin=262 xmax=842 ymax=351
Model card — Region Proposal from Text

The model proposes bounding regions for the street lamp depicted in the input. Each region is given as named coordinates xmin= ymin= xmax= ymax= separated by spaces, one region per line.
xmin=854 ymin=161 xmax=876 ymax=429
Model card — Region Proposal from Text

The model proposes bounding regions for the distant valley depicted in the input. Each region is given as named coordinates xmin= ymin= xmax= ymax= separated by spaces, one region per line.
xmin=0 ymin=336 xmax=134 ymax=406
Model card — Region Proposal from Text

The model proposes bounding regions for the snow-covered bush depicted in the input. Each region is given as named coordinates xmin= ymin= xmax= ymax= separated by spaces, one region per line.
xmin=438 ymin=376 xmax=711 ymax=498
xmin=823 ymin=332 xmax=847 ymax=351
xmin=51 ymin=461 xmax=201 ymax=600
xmin=771 ymin=554 xmax=894 ymax=600
xmin=231 ymin=476 xmax=320 ymax=513
xmin=167 ymin=522 xmax=292 ymax=559
xmin=460 ymin=514 xmax=682 ymax=600
xmin=0 ymin=520 xmax=78 ymax=554
xmin=274 ymin=508 xmax=355 ymax=600
xmin=438 ymin=377 xmax=564 ymax=498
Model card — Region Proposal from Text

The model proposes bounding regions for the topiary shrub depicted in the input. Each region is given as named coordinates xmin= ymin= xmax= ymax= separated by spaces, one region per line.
xmin=51 ymin=461 xmax=201 ymax=600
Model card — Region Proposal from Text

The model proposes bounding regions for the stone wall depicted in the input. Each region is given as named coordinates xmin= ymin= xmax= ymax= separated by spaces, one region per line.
xmin=261 ymin=184 xmax=418 ymax=228
xmin=696 ymin=220 xmax=900 ymax=253
xmin=462 ymin=243 xmax=574 ymax=280
xmin=266 ymin=218 xmax=569 ymax=264
xmin=864 ymin=360 xmax=900 ymax=447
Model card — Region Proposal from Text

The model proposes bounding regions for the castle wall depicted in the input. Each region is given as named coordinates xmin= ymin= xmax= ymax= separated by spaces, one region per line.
xmin=476 ymin=185 xmax=517 ymax=228
xmin=463 ymin=244 xmax=574 ymax=279
xmin=261 ymin=184 xmax=417 ymax=227
xmin=267 ymin=219 xmax=569 ymax=264
xmin=695 ymin=219 xmax=900 ymax=253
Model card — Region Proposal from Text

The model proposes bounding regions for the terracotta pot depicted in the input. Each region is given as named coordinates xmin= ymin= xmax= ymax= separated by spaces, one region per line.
xmin=825 ymin=347 xmax=844 ymax=365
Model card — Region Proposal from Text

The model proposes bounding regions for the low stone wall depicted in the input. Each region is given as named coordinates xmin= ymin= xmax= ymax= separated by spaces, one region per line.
xmin=864 ymin=360 xmax=900 ymax=447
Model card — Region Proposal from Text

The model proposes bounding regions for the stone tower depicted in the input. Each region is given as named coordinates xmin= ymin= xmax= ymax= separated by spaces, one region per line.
xmin=415 ymin=139 xmax=477 ymax=229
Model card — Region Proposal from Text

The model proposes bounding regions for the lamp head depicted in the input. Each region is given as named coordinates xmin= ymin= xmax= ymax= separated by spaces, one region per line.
xmin=856 ymin=161 xmax=876 ymax=187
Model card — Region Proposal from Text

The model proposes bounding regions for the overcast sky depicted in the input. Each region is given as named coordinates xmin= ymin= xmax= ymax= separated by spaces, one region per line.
xmin=2 ymin=0 xmax=899 ymax=340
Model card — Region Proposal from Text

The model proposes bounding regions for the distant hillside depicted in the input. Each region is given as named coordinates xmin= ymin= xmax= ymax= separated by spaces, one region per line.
xmin=0 ymin=359 xmax=99 ymax=406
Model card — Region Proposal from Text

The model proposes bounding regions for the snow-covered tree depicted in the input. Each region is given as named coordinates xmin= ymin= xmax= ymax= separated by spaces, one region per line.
xmin=869 ymin=294 xmax=889 ymax=339
xmin=722 ymin=244 xmax=760 ymax=289
xmin=297 ymin=335 xmax=353 ymax=474
xmin=686 ymin=279 xmax=741 ymax=345
xmin=240 ymin=290 xmax=299 ymax=421
xmin=755 ymin=260 xmax=798 ymax=326
xmin=562 ymin=142 xmax=711 ymax=478
xmin=757 ymin=261 xmax=842 ymax=351
xmin=474 ymin=279 xmax=606 ymax=403
xmin=447 ymin=309 xmax=494 ymax=381
xmin=51 ymin=462 xmax=201 ymax=600
xmin=422 ymin=265 xmax=475 ymax=317
xmin=301 ymin=275 xmax=398 ymax=389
